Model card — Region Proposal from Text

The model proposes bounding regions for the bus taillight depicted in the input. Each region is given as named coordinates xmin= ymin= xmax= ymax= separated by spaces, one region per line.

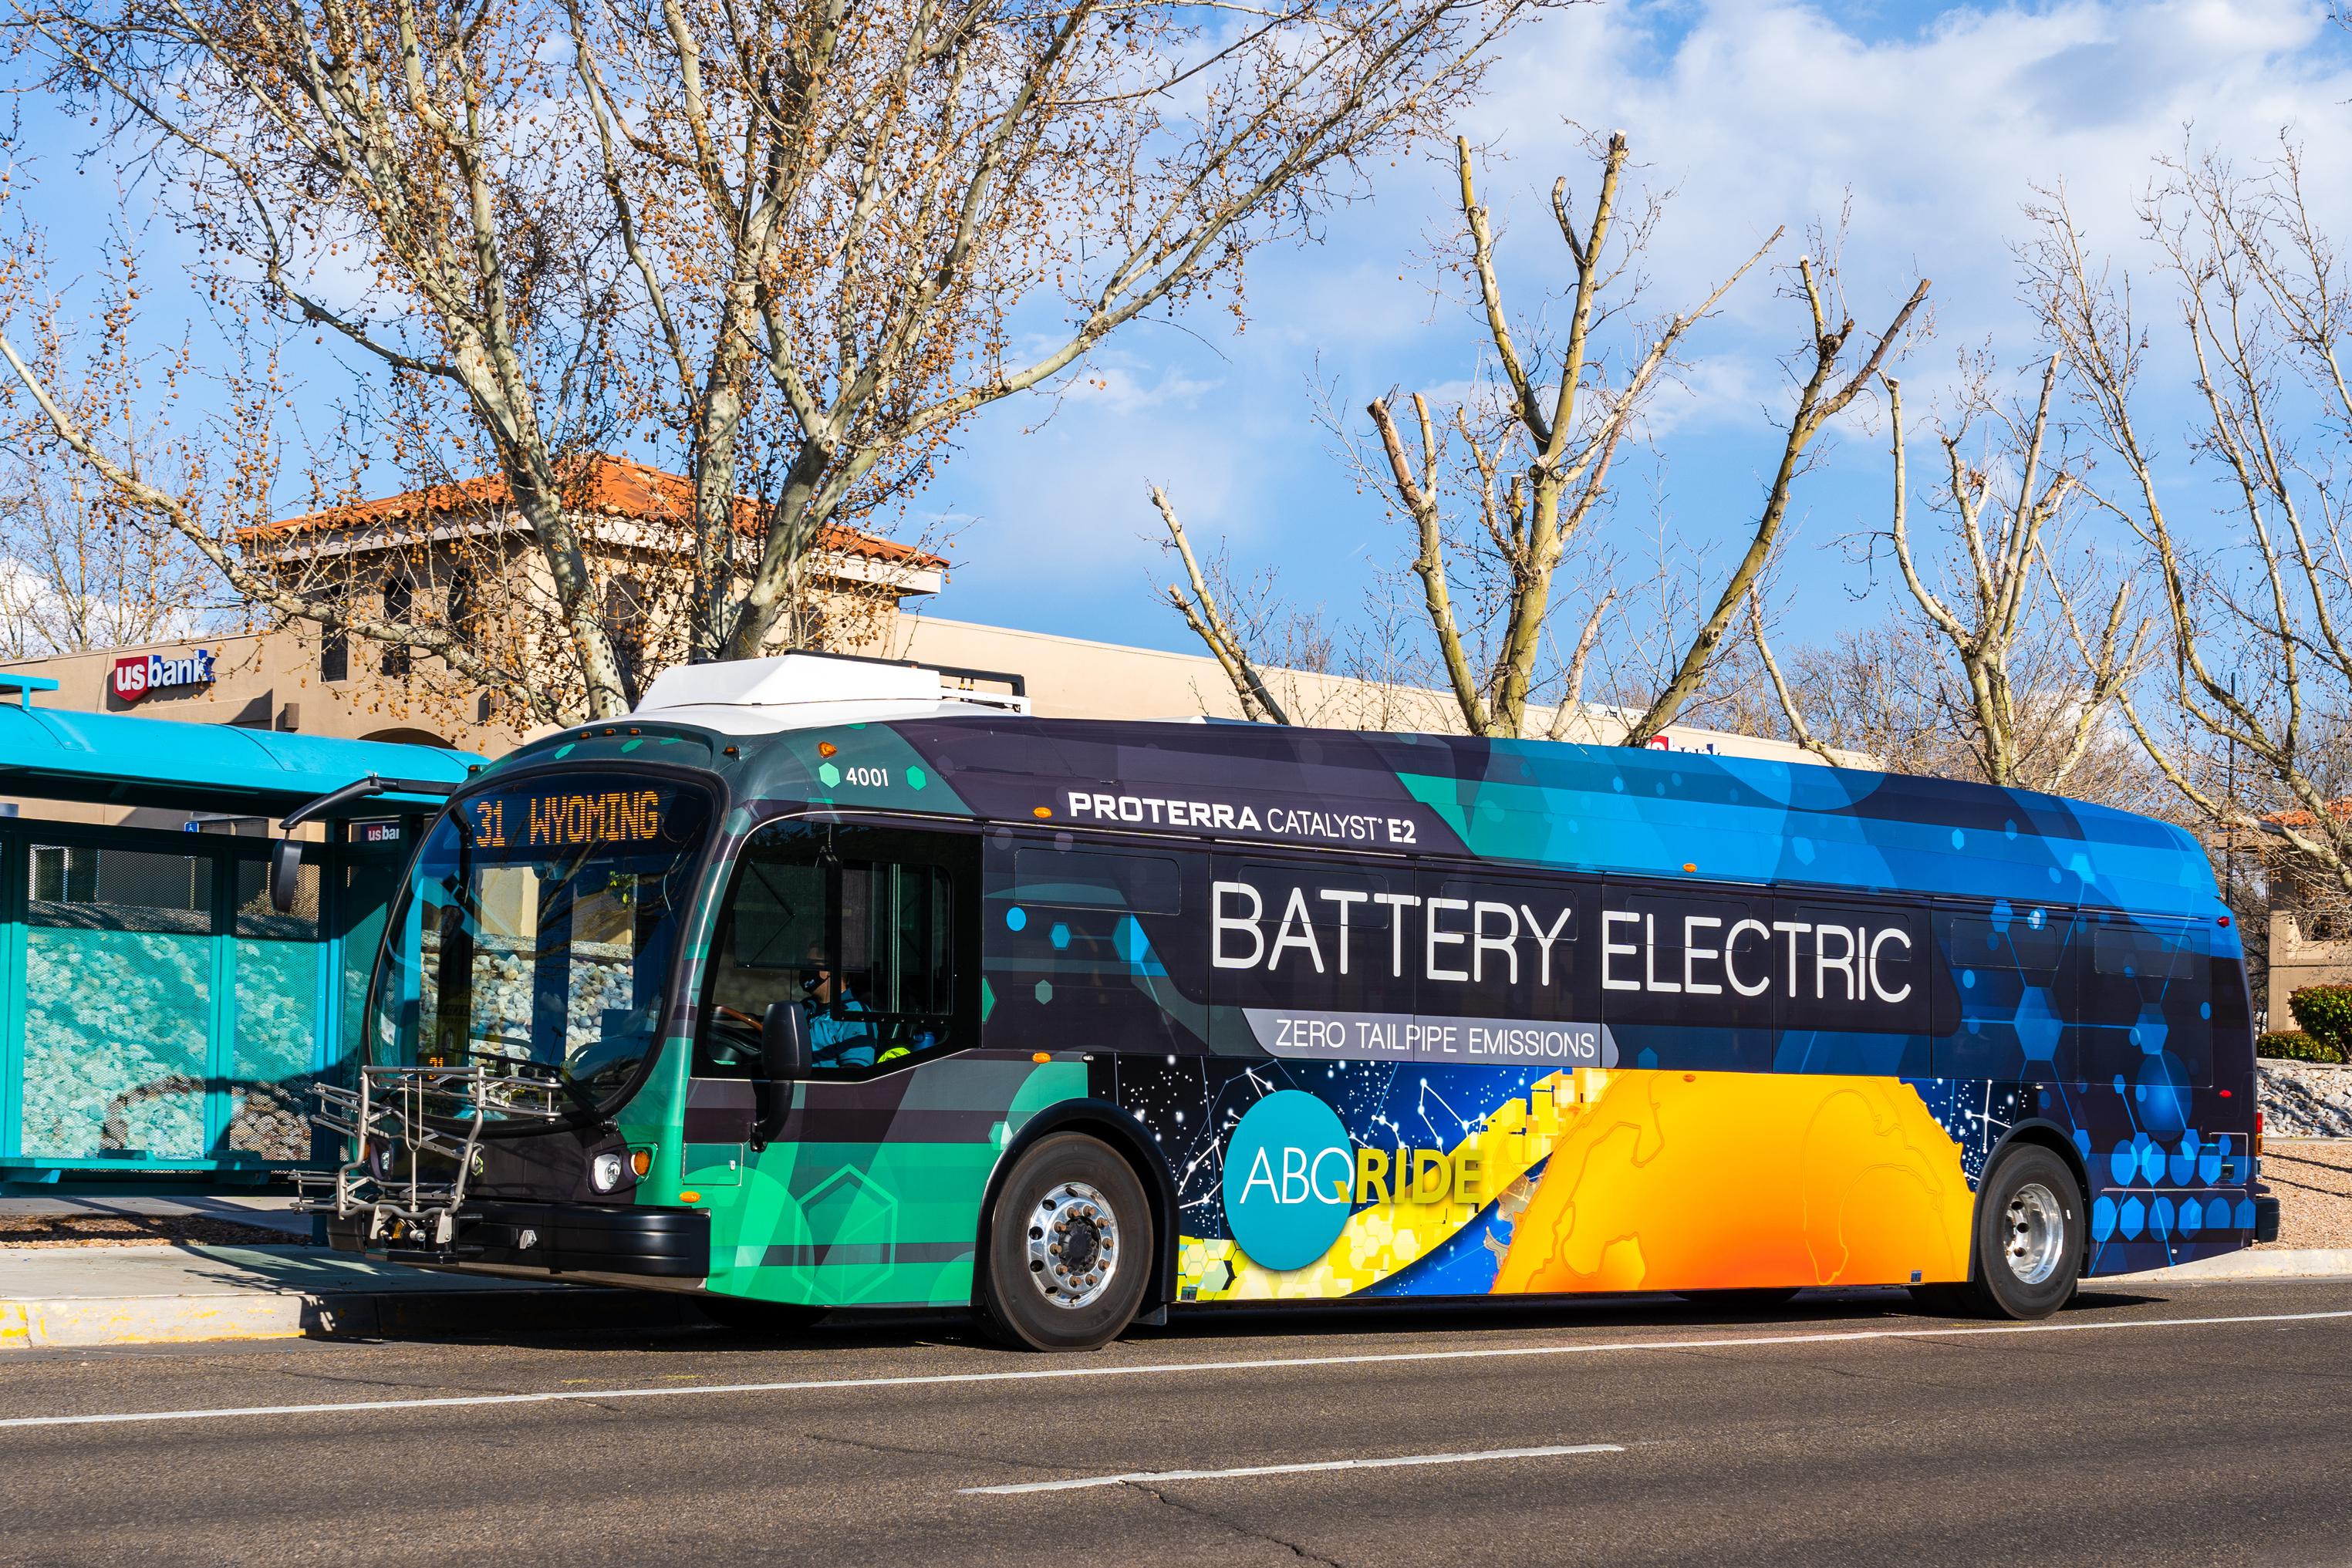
xmin=2255 ymin=1111 xmax=2265 ymax=1158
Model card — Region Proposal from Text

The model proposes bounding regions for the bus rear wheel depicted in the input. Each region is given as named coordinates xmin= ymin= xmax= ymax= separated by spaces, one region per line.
xmin=978 ymin=1133 xmax=1152 ymax=1352
xmin=1929 ymin=1144 xmax=2084 ymax=1320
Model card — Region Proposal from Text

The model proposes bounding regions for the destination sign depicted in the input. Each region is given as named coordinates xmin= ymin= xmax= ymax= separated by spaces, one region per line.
xmin=467 ymin=787 xmax=668 ymax=850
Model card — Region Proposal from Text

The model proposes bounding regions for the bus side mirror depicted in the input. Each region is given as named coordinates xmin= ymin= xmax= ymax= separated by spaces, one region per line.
xmin=761 ymin=999 xmax=810 ymax=1081
xmin=268 ymin=838 xmax=303 ymax=914
xmin=751 ymin=1000 xmax=808 ymax=1151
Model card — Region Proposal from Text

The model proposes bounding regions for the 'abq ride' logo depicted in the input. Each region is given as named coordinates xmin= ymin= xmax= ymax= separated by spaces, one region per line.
xmin=1220 ymin=1090 xmax=1493 ymax=1271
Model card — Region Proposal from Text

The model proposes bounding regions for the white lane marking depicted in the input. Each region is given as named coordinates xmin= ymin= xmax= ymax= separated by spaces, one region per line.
xmin=958 ymin=1442 xmax=1625 ymax=1495
xmin=3 ymin=1307 xmax=2347 ymax=1432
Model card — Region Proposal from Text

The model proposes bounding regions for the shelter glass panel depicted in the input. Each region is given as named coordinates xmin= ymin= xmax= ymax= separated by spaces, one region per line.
xmin=21 ymin=844 xmax=215 ymax=1159
xmin=230 ymin=858 xmax=322 ymax=1162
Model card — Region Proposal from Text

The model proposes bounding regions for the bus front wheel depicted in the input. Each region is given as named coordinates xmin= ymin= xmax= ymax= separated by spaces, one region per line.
xmin=978 ymin=1132 xmax=1153 ymax=1352
xmin=1924 ymin=1143 xmax=2084 ymax=1320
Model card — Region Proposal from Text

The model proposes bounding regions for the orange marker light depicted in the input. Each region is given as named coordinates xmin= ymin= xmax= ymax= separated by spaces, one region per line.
xmin=629 ymin=1148 xmax=652 ymax=1178
xmin=817 ymin=740 xmax=838 ymax=757
xmin=1033 ymin=806 xmax=1053 ymax=819
xmin=1682 ymin=862 xmax=1697 ymax=873
xmin=679 ymin=1191 xmax=701 ymax=1203
xmin=1032 ymin=1052 xmax=1051 ymax=1064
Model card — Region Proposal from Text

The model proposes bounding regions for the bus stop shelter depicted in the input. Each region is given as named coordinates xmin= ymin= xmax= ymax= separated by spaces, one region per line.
xmin=0 ymin=674 xmax=480 ymax=1186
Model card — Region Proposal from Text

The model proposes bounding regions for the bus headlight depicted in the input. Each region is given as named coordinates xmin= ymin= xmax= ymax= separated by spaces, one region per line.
xmin=590 ymin=1152 xmax=630 ymax=1193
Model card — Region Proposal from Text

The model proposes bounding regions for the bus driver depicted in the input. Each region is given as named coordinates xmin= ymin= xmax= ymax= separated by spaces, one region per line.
xmin=802 ymin=952 xmax=877 ymax=1069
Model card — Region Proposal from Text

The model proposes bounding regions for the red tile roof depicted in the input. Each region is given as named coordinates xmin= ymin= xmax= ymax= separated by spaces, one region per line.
xmin=2263 ymin=804 xmax=2352 ymax=829
xmin=241 ymin=454 xmax=943 ymax=568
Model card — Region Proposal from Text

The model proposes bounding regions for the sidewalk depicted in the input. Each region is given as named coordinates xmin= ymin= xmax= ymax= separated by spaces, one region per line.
xmin=2104 ymin=1248 xmax=2352 ymax=1285
xmin=0 ymin=1191 xmax=313 ymax=1248
xmin=0 ymin=1243 xmax=693 ymax=1351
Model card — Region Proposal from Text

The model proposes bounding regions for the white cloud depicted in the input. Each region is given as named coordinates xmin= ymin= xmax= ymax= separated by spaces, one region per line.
xmin=1057 ymin=360 xmax=1224 ymax=414
xmin=1463 ymin=0 xmax=2352 ymax=356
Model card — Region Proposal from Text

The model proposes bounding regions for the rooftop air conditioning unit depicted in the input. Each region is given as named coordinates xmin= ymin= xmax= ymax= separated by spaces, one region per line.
xmin=633 ymin=650 xmax=1028 ymax=717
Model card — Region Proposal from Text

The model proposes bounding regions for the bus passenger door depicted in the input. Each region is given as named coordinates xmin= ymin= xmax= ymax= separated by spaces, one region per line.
xmin=687 ymin=821 xmax=982 ymax=1307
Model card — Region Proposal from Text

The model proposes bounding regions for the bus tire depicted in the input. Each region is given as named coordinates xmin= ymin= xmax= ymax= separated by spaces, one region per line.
xmin=1955 ymin=1143 xmax=2084 ymax=1320
xmin=977 ymin=1132 xmax=1152 ymax=1353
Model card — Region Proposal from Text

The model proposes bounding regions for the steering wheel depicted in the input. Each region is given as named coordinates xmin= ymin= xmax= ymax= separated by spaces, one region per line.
xmin=705 ymin=1003 xmax=769 ymax=1064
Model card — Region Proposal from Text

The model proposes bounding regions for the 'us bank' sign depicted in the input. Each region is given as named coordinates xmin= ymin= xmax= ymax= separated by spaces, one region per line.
xmin=112 ymin=648 xmax=217 ymax=706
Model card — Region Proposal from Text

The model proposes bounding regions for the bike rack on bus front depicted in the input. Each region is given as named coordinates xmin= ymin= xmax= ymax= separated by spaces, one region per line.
xmin=295 ymin=1059 xmax=566 ymax=1249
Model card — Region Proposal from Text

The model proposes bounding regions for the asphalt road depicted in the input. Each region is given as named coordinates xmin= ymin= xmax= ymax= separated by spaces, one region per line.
xmin=2 ymin=1280 xmax=2350 ymax=1567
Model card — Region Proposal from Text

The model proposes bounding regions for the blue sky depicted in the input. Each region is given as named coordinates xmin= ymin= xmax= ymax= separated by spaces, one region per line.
xmin=919 ymin=0 xmax=2352 ymax=660
xmin=11 ymin=0 xmax=2352 ymax=668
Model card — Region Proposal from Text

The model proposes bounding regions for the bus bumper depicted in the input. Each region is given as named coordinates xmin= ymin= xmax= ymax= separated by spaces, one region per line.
xmin=2255 ymin=1195 xmax=2282 ymax=1244
xmin=328 ymin=1200 xmax=710 ymax=1279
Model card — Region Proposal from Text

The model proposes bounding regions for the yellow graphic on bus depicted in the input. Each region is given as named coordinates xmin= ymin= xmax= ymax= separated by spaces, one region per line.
xmin=1179 ymin=1068 xmax=1974 ymax=1303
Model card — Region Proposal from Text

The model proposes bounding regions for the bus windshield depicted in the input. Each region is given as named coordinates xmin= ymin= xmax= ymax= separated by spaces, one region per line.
xmin=369 ymin=771 xmax=714 ymax=1116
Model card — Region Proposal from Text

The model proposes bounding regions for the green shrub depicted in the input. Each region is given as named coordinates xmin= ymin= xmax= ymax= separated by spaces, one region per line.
xmin=2290 ymin=985 xmax=2352 ymax=1050
xmin=2259 ymin=1030 xmax=2347 ymax=1064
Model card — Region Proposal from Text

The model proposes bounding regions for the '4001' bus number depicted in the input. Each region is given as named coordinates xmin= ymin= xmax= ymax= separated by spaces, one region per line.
xmin=843 ymin=766 xmax=890 ymax=787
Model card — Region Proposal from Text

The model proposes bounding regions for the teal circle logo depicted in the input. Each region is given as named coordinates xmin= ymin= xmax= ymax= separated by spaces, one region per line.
xmin=1222 ymin=1091 xmax=1352 ymax=1271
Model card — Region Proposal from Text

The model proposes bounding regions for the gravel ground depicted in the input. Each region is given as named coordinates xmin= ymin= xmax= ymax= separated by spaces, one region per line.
xmin=2259 ymin=1138 xmax=2352 ymax=1249
xmin=0 ymin=1212 xmax=299 ymax=1249
xmin=2259 ymin=1061 xmax=2352 ymax=1137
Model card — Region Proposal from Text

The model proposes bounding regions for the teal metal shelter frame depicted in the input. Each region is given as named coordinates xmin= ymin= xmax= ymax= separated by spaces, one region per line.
xmin=0 ymin=675 xmax=480 ymax=1183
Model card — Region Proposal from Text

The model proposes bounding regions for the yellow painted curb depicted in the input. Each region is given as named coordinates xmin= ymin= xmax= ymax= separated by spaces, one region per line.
xmin=0 ymin=1293 xmax=309 ymax=1349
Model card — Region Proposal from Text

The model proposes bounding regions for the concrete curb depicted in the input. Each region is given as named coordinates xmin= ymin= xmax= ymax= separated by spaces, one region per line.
xmin=0 ymin=1286 xmax=701 ymax=1351
xmin=2103 ymin=1247 xmax=2352 ymax=1285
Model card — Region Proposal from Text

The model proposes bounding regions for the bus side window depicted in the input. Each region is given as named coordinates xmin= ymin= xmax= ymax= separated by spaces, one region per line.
xmin=2081 ymin=916 xmax=2213 ymax=1086
xmin=1770 ymin=899 xmax=1931 ymax=1075
xmin=1931 ymin=902 xmax=2077 ymax=1081
xmin=984 ymin=837 xmax=1207 ymax=1056
xmin=695 ymin=824 xmax=974 ymax=1077
xmin=1430 ymin=875 xmax=1591 ymax=1027
xmin=1595 ymin=883 xmax=1772 ymax=1072
xmin=696 ymin=848 xmax=828 ymax=1077
xmin=1208 ymin=858 xmax=1409 ymax=1057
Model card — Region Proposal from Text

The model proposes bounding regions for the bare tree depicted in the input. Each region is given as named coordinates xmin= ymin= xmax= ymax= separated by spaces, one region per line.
xmin=1609 ymin=251 xmax=1927 ymax=744
xmin=0 ymin=217 xmax=579 ymax=720
xmin=1751 ymin=346 xmax=2148 ymax=791
xmin=2028 ymin=144 xmax=2352 ymax=897
xmin=1361 ymin=131 xmax=1779 ymax=740
xmin=0 ymin=447 xmax=221 ymax=658
xmin=1153 ymin=485 xmax=1291 ymax=725
xmin=0 ymin=0 xmax=1554 ymax=718
xmin=1161 ymin=133 xmax=1926 ymax=742
xmin=1743 ymin=581 xmax=1837 ymax=764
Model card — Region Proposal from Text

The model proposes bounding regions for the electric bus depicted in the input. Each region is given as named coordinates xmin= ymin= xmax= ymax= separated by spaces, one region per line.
xmin=308 ymin=652 xmax=2275 ymax=1351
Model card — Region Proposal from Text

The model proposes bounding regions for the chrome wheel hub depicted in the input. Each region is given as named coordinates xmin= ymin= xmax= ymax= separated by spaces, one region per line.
xmin=2003 ymin=1180 xmax=2067 ymax=1285
xmin=1025 ymin=1179 xmax=1119 ymax=1310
